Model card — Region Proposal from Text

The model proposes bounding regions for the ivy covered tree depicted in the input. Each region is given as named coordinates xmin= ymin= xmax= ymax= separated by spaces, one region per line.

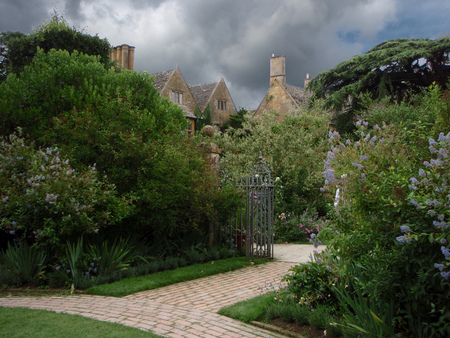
xmin=308 ymin=37 xmax=450 ymax=133
xmin=0 ymin=15 xmax=111 ymax=82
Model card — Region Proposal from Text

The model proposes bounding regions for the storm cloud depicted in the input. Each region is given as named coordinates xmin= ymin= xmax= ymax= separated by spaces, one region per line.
xmin=1 ymin=0 xmax=449 ymax=109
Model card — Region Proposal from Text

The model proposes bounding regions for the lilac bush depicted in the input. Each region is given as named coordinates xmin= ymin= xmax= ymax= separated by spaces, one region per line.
xmin=0 ymin=131 xmax=129 ymax=252
xmin=321 ymin=112 xmax=450 ymax=334
xmin=400 ymin=132 xmax=450 ymax=280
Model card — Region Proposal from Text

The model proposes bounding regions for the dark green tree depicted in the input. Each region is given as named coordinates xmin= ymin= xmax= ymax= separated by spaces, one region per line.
xmin=0 ymin=48 xmax=243 ymax=244
xmin=308 ymin=37 xmax=450 ymax=133
xmin=0 ymin=15 xmax=111 ymax=82
xmin=220 ymin=108 xmax=248 ymax=132
xmin=0 ymin=31 xmax=26 ymax=82
xmin=195 ymin=104 xmax=212 ymax=131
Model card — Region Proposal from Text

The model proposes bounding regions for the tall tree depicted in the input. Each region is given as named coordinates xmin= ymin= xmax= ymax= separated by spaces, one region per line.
xmin=308 ymin=37 xmax=450 ymax=133
xmin=0 ymin=15 xmax=111 ymax=82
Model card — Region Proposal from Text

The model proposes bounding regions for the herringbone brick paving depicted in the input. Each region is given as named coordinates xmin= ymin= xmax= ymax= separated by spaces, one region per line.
xmin=0 ymin=261 xmax=296 ymax=337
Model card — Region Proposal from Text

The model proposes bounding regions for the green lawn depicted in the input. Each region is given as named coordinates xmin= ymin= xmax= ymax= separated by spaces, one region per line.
xmin=86 ymin=257 xmax=267 ymax=297
xmin=0 ymin=307 xmax=161 ymax=338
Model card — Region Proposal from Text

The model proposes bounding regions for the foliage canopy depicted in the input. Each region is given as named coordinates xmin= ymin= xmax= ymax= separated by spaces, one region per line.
xmin=0 ymin=15 xmax=111 ymax=82
xmin=308 ymin=37 xmax=450 ymax=132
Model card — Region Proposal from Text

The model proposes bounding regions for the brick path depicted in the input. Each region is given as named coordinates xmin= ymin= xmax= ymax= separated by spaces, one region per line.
xmin=0 ymin=261 xmax=296 ymax=337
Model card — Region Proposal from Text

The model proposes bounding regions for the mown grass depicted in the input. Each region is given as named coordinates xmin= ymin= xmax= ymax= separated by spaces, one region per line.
xmin=219 ymin=292 xmax=345 ymax=336
xmin=0 ymin=307 xmax=161 ymax=338
xmin=218 ymin=292 xmax=275 ymax=323
xmin=86 ymin=257 xmax=267 ymax=297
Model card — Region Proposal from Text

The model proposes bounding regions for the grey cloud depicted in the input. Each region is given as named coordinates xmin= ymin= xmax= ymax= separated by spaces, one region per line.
xmin=1 ymin=0 xmax=448 ymax=110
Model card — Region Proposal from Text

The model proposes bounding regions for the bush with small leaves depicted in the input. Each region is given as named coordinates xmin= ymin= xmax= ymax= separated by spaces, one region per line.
xmin=0 ymin=131 xmax=128 ymax=254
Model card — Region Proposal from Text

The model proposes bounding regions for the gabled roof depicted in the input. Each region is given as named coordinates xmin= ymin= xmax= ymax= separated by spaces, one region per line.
xmin=179 ymin=105 xmax=196 ymax=119
xmin=189 ymin=82 xmax=218 ymax=111
xmin=284 ymin=83 xmax=311 ymax=108
xmin=152 ymin=69 xmax=174 ymax=92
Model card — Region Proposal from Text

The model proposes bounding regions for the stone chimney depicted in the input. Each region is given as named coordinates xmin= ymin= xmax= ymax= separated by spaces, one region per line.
xmin=304 ymin=73 xmax=311 ymax=88
xmin=270 ymin=54 xmax=286 ymax=85
xmin=110 ymin=44 xmax=135 ymax=70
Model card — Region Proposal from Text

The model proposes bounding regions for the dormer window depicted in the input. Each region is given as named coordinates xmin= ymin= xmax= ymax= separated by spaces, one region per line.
xmin=218 ymin=100 xmax=226 ymax=111
xmin=172 ymin=91 xmax=183 ymax=104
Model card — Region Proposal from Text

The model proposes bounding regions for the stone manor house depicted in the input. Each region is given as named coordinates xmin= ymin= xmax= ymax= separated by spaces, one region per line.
xmin=111 ymin=45 xmax=311 ymax=134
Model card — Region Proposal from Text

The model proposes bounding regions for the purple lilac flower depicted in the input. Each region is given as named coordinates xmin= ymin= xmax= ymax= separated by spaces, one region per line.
xmin=410 ymin=199 xmax=419 ymax=207
xmin=360 ymin=155 xmax=368 ymax=161
xmin=429 ymin=138 xmax=437 ymax=146
xmin=410 ymin=177 xmax=420 ymax=185
xmin=441 ymin=246 xmax=450 ymax=259
xmin=418 ymin=169 xmax=425 ymax=177
xmin=435 ymin=263 xmax=445 ymax=270
xmin=441 ymin=271 xmax=450 ymax=280
xmin=428 ymin=210 xmax=437 ymax=216
xmin=429 ymin=146 xmax=438 ymax=154
xmin=400 ymin=225 xmax=410 ymax=233
xmin=441 ymin=238 xmax=448 ymax=245
xmin=396 ymin=236 xmax=407 ymax=243
xmin=438 ymin=133 xmax=446 ymax=142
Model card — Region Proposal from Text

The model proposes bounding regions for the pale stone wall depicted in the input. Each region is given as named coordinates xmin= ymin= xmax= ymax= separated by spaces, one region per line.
xmin=270 ymin=55 xmax=286 ymax=85
xmin=160 ymin=68 xmax=198 ymax=117
xmin=110 ymin=44 xmax=135 ymax=70
xmin=209 ymin=79 xmax=237 ymax=126
xmin=254 ymin=81 xmax=298 ymax=121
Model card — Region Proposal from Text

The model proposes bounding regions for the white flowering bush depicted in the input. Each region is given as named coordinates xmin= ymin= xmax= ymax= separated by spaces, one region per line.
xmin=0 ymin=131 xmax=129 ymax=253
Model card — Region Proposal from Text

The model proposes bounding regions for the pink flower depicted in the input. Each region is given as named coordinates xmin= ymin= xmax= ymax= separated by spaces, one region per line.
xmin=299 ymin=223 xmax=304 ymax=228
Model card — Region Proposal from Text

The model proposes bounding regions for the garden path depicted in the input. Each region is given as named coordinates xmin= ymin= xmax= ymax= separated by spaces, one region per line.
xmin=0 ymin=244 xmax=320 ymax=337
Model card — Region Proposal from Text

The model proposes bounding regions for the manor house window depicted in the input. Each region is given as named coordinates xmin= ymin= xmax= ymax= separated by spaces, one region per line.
xmin=218 ymin=100 xmax=226 ymax=111
xmin=172 ymin=91 xmax=183 ymax=104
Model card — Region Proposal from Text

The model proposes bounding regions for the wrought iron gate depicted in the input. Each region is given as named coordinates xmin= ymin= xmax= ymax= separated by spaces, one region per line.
xmin=228 ymin=154 xmax=274 ymax=260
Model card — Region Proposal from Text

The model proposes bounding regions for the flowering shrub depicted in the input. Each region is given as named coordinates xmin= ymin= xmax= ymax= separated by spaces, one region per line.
xmin=322 ymin=106 xmax=450 ymax=334
xmin=0 ymin=131 xmax=128 ymax=253
xmin=274 ymin=209 xmax=326 ymax=243
xmin=216 ymin=109 xmax=331 ymax=217
xmin=281 ymin=251 xmax=337 ymax=308
xmin=398 ymin=132 xmax=450 ymax=280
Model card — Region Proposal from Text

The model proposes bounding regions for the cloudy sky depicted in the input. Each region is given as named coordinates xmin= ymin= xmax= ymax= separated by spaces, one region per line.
xmin=1 ymin=0 xmax=449 ymax=110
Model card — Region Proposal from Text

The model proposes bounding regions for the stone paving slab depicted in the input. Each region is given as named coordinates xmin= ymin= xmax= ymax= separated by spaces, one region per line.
xmin=0 ymin=261 xmax=297 ymax=337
